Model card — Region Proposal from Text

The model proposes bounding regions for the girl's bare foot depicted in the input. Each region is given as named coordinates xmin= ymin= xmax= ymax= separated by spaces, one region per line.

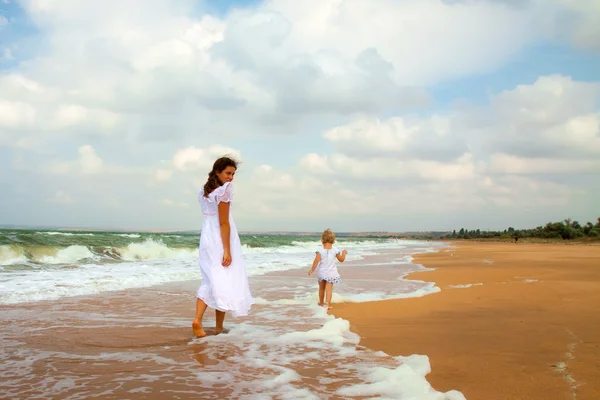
xmin=192 ymin=320 xmax=207 ymax=338
xmin=317 ymin=302 xmax=324 ymax=306
xmin=215 ymin=327 xmax=229 ymax=335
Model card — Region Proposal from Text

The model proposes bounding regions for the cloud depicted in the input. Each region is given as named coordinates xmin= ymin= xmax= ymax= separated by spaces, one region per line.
xmin=550 ymin=0 xmax=600 ymax=52
xmin=161 ymin=199 xmax=189 ymax=208
xmin=50 ymin=190 xmax=75 ymax=204
xmin=468 ymin=75 xmax=600 ymax=159
xmin=489 ymin=154 xmax=600 ymax=175
xmin=0 ymin=1 xmax=598 ymax=231
xmin=78 ymin=145 xmax=103 ymax=174
xmin=155 ymin=169 xmax=172 ymax=182
xmin=0 ymin=100 xmax=36 ymax=129
xmin=288 ymin=74 xmax=599 ymax=227
xmin=171 ymin=145 xmax=241 ymax=172
xmin=0 ymin=0 xmax=558 ymax=146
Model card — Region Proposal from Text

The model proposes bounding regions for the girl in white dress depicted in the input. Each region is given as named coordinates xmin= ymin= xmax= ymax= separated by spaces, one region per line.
xmin=308 ymin=229 xmax=348 ymax=310
xmin=192 ymin=157 xmax=254 ymax=338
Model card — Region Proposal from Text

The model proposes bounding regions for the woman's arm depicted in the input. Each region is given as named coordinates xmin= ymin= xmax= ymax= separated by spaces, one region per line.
xmin=218 ymin=201 xmax=232 ymax=267
xmin=308 ymin=253 xmax=321 ymax=275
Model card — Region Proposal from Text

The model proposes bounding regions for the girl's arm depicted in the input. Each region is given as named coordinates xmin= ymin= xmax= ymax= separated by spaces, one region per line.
xmin=308 ymin=253 xmax=321 ymax=275
xmin=336 ymin=249 xmax=348 ymax=262
xmin=218 ymin=201 xmax=231 ymax=267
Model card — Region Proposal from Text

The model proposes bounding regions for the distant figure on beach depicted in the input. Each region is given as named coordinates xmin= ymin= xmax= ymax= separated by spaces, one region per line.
xmin=308 ymin=229 xmax=347 ymax=310
xmin=514 ymin=233 xmax=519 ymax=243
xmin=192 ymin=157 xmax=254 ymax=338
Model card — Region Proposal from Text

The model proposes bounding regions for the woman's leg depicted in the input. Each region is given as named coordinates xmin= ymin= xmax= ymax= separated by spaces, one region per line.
xmin=325 ymin=282 xmax=334 ymax=309
xmin=215 ymin=310 xmax=226 ymax=334
xmin=192 ymin=298 xmax=208 ymax=337
xmin=318 ymin=280 xmax=326 ymax=306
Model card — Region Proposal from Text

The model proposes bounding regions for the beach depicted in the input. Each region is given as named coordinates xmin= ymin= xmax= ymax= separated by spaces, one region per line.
xmin=4 ymin=230 xmax=599 ymax=399
xmin=0 ymin=231 xmax=464 ymax=399
xmin=332 ymin=241 xmax=600 ymax=400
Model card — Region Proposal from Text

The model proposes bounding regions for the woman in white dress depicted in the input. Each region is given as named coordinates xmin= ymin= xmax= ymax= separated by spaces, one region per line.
xmin=192 ymin=157 xmax=254 ymax=338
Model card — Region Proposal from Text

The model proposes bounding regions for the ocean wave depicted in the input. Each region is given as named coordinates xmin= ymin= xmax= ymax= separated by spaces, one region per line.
xmin=0 ymin=239 xmax=198 ymax=266
xmin=0 ymin=230 xmax=409 ymax=267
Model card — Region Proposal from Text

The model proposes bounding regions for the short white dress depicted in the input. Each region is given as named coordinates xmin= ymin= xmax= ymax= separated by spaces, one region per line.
xmin=315 ymin=247 xmax=343 ymax=284
xmin=195 ymin=182 xmax=254 ymax=317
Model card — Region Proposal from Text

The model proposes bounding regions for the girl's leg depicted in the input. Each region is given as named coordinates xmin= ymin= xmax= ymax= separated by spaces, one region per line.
xmin=192 ymin=298 xmax=208 ymax=337
xmin=325 ymin=283 xmax=334 ymax=309
xmin=318 ymin=280 xmax=326 ymax=306
xmin=215 ymin=310 xmax=226 ymax=334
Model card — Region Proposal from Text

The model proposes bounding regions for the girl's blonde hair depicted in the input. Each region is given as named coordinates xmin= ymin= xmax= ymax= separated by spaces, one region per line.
xmin=321 ymin=228 xmax=336 ymax=244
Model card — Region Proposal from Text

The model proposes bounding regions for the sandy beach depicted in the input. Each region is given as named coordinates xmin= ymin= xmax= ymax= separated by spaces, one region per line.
xmin=332 ymin=241 xmax=600 ymax=400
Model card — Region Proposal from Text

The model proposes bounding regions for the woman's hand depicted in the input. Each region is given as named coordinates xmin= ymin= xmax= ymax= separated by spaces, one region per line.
xmin=222 ymin=250 xmax=232 ymax=267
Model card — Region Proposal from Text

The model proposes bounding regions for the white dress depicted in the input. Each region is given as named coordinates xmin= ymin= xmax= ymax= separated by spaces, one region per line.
xmin=195 ymin=182 xmax=254 ymax=317
xmin=315 ymin=247 xmax=343 ymax=284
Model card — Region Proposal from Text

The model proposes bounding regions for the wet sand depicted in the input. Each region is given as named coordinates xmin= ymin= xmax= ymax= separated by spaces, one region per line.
xmin=332 ymin=242 xmax=600 ymax=400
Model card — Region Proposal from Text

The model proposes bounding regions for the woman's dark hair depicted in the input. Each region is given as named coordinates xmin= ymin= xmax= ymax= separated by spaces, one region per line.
xmin=203 ymin=156 xmax=238 ymax=197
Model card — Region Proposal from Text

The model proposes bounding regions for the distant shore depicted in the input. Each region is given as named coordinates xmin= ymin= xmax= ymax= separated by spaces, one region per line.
xmin=331 ymin=241 xmax=600 ymax=400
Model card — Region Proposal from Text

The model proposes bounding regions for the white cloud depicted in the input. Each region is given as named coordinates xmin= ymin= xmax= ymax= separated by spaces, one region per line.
xmin=50 ymin=190 xmax=75 ymax=204
xmin=286 ymin=74 xmax=599 ymax=227
xmin=489 ymin=154 xmax=600 ymax=175
xmin=1 ymin=1 xmax=599 ymax=231
xmin=155 ymin=169 xmax=173 ymax=182
xmin=0 ymin=100 xmax=35 ymax=129
xmin=550 ymin=0 xmax=600 ymax=52
xmin=48 ymin=145 xmax=146 ymax=177
xmin=171 ymin=145 xmax=241 ymax=172
xmin=161 ymin=199 xmax=189 ymax=208
xmin=78 ymin=145 xmax=103 ymax=174
xmin=0 ymin=0 xmax=558 ymax=146
xmin=299 ymin=152 xmax=477 ymax=182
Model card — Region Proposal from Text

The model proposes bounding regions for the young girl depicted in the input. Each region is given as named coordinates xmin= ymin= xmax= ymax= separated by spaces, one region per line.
xmin=308 ymin=229 xmax=348 ymax=309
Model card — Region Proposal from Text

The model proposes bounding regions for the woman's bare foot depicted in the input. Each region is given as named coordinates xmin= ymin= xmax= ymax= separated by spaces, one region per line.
xmin=326 ymin=304 xmax=333 ymax=310
xmin=317 ymin=302 xmax=324 ymax=306
xmin=215 ymin=327 xmax=229 ymax=335
xmin=192 ymin=320 xmax=207 ymax=338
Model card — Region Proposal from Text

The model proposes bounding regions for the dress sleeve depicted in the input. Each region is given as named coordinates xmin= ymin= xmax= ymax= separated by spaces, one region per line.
xmin=334 ymin=247 xmax=341 ymax=255
xmin=208 ymin=182 xmax=233 ymax=204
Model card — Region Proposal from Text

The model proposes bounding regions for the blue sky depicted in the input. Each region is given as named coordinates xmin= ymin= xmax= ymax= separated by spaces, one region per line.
xmin=0 ymin=0 xmax=599 ymax=231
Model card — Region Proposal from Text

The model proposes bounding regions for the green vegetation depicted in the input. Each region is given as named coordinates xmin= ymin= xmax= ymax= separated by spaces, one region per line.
xmin=445 ymin=217 xmax=600 ymax=240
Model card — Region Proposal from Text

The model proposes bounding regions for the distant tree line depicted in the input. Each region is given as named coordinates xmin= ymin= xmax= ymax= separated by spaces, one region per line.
xmin=444 ymin=217 xmax=600 ymax=240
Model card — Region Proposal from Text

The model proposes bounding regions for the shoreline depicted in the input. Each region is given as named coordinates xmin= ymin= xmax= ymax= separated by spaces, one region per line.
xmin=0 ymin=241 xmax=457 ymax=399
xmin=331 ymin=241 xmax=600 ymax=400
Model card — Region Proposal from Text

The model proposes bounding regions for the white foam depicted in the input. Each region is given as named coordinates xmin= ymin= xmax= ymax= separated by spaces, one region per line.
xmin=337 ymin=354 xmax=467 ymax=399
xmin=37 ymin=245 xmax=96 ymax=264
xmin=36 ymin=232 xmax=95 ymax=236
xmin=118 ymin=239 xmax=196 ymax=261
xmin=447 ymin=283 xmax=483 ymax=289
xmin=278 ymin=318 xmax=359 ymax=347
xmin=0 ymin=245 xmax=29 ymax=266
xmin=0 ymin=240 xmax=445 ymax=305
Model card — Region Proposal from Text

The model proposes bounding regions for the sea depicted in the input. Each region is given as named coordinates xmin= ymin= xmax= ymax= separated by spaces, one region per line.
xmin=0 ymin=229 xmax=465 ymax=400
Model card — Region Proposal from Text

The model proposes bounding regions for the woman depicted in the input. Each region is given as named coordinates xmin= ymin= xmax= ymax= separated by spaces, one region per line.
xmin=192 ymin=156 xmax=254 ymax=338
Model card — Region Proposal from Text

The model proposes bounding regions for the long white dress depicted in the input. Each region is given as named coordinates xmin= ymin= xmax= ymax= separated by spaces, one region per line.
xmin=195 ymin=182 xmax=254 ymax=317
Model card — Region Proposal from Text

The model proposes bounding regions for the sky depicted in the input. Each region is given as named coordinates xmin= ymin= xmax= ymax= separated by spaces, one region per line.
xmin=0 ymin=0 xmax=599 ymax=232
